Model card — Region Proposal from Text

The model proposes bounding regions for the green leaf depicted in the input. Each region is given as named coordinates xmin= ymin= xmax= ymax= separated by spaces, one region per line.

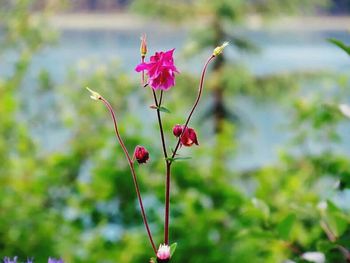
xmin=277 ymin=213 xmax=296 ymax=240
xmin=317 ymin=240 xmax=336 ymax=253
xmin=158 ymin=106 xmax=171 ymax=113
xmin=166 ymin=157 xmax=192 ymax=162
xmin=328 ymin=38 xmax=350 ymax=56
xmin=150 ymin=257 xmax=156 ymax=263
xmin=325 ymin=200 xmax=349 ymax=237
xmin=170 ymin=242 xmax=177 ymax=257
xmin=251 ymin=198 xmax=270 ymax=221
xmin=174 ymin=157 xmax=192 ymax=161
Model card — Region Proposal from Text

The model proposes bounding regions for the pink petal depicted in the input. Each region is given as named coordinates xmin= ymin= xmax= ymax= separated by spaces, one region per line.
xmin=135 ymin=63 xmax=149 ymax=72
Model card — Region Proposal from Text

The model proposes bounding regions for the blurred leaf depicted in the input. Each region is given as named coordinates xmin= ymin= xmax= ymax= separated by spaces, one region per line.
xmin=158 ymin=106 xmax=171 ymax=113
xmin=328 ymin=38 xmax=350 ymax=56
xmin=277 ymin=213 xmax=296 ymax=240
xmin=325 ymin=201 xmax=349 ymax=238
xmin=170 ymin=242 xmax=177 ymax=257
xmin=251 ymin=198 xmax=270 ymax=221
xmin=316 ymin=240 xmax=336 ymax=253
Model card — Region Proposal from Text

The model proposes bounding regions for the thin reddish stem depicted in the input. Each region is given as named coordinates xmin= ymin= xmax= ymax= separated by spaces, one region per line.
xmin=99 ymin=97 xmax=157 ymax=254
xmin=164 ymin=162 xmax=171 ymax=244
xmin=152 ymin=89 xmax=168 ymax=159
xmin=171 ymin=55 xmax=215 ymax=159
xmin=141 ymin=56 xmax=145 ymax=86
xmin=164 ymin=54 xmax=216 ymax=245
xmin=151 ymin=89 xmax=170 ymax=244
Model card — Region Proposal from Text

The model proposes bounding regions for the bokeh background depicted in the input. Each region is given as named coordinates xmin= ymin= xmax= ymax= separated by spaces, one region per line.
xmin=1 ymin=0 xmax=350 ymax=262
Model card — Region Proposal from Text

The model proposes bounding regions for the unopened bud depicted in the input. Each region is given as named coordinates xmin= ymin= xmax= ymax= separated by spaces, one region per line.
xmin=156 ymin=244 xmax=170 ymax=263
xmin=180 ymin=127 xmax=199 ymax=147
xmin=133 ymin=145 xmax=150 ymax=164
xmin=86 ymin=87 xmax=101 ymax=101
xmin=213 ymin=41 xmax=229 ymax=57
xmin=140 ymin=34 xmax=147 ymax=57
xmin=172 ymin=124 xmax=183 ymax=137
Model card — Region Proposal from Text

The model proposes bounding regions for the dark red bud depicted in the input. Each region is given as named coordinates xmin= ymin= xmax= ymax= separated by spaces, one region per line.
xmin=180 ymin=127 xmax=199 ymax=147
xmin=172 ymin=124 xmax=183 ymax=137
xmin=134 ymin=145 xmax=150 ymax=164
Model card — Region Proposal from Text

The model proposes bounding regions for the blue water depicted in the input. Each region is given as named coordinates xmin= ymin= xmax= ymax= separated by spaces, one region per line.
xmin=2 ymin=27 xmax=350 ymax=170
xmin=26 ymin=29 xmax=350 ymax=79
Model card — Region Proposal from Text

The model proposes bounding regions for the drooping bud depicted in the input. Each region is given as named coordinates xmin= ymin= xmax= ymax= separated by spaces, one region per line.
xmin=156 ymin=244 xmax=170 ymax=263
xmin=172 ymin=124 xmax=183 ymax=137
xmin=180 ymin=127 xmax=199 ymax=147
xmin=133 ymin=145 xmax=150 ymax=164
xmin=213 ymin=41 xmax=229 ymax=57
xmin=140 ymin=34 xmax=147 ymax=58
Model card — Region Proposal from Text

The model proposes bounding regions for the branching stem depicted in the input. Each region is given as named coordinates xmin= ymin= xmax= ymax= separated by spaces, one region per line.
xmin=99 ymin=97 xmax=157 ymax=254
xmin=164 ymin=54 xmax=216 ymax=245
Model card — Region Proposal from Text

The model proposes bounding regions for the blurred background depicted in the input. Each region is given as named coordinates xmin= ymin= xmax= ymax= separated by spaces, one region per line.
xmin=1 ymin=0 xmax=350 ymax=262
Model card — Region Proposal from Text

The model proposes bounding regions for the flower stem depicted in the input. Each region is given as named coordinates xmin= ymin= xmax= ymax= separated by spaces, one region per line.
xmin=163 ymin=55 xmax=215 ymax=245
xmin=141 ymin=56 xmax=145 ymax=86
xmin=152 ymin=90 xmax=168 ymax=159
xmin=99 ymin=96 xmax=157 ymax=254
xmin=151 ymin=89 xmax=171 ymax=244
xmin=164 ymin=162 xmax=171 ymax=244
xmin=171 ymin=55 xmax=215 ymax=159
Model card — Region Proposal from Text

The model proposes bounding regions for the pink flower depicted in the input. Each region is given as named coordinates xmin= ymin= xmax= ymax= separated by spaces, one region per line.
xmin=180 ymin=127 xmax=199 ymax=147
xmin=133 ymin=146 xmax=150 ymax=164
xmin=156 ymin=244 xmax=170 ymax=262
xmin=135 ymin=49 xmax=179 ymax=91
xmin=172 ymin=124 xmax=183 ymax=137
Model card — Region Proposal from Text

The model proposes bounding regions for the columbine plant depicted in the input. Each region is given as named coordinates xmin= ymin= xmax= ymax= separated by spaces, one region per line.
xmin=87 ymin=36 xmax=228 ymax=262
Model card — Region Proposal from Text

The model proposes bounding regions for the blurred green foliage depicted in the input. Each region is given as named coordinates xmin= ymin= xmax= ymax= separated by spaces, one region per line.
xmin=1 ymin=0 xmax=350 ymax=263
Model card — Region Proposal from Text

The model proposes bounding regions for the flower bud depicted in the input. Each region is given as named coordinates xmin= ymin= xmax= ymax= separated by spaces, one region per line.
xmin=134 ymin=145 xmax=150 ymax=164
xmin=180 ymin=127 xmax=199 ymax=147
xmin=213 ymin=41 xmax=229 ymax=57
xmin=156 ymin=244 xmax=170 ymax=263
xmin=140 ymin=34 xmax=147 ymax=58
xmin=172 ymin=124 xmax=183 ymax=137
xmin=86 ymin=87 xmax=101 ymax=101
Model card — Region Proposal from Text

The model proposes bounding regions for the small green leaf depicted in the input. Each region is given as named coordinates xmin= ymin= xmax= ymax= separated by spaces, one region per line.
xmin=150 ymin=257 xmax=156 ymax=263
xmin=158 ymin=106 xmax=171 ymax=113
xmin=174 ymin=157 xmax=192 ymax=161
xmin=328 ymin=38 xmax=350 ymax=56
xmin=166 ymin=157 xmax=191 ymax=162
xmin=170 ymin=242 xmax=177 ymax=257
xmin=325 ymin=200 xmax=349 ymax=237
